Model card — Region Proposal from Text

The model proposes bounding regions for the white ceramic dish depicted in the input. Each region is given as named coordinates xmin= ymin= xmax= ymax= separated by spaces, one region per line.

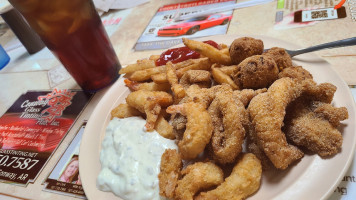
xmin=79 ymin=35 xmax=356 ymax=200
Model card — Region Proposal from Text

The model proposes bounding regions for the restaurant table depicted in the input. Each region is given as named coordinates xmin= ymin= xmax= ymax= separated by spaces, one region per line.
xmin=0 ymin=0 xmax=355 ymax=199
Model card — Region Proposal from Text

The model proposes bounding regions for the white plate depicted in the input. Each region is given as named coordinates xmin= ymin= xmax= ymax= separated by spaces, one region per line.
xmin=79 ymin=35 xmax=356 ymax=200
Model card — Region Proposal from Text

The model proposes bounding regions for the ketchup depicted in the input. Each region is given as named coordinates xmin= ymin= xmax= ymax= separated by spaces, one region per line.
xmin=155 ymin=40 xmax=220 ymax=66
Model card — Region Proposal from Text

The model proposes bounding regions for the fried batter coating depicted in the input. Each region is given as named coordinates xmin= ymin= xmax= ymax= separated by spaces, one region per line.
xmin=232 ymin=55 xmax=279 ymax=89
xmin=180 ymin=85 xmax=215 ymax=109
xmin=155 ymin=112 xmax=175 ymax=139
xmin=166 ymin=62 xmax=186 ymax=101
xmin=110 ymin=103 xmax=143 ymax=119
xmin=196 ymin=153 xmax=262 ymax=200
xmin=166 ymin=102 xmax=213 ymax=160
xmin=179 ymin=70 xmax=211 ymax=89
xmin=233 ymin=88 xmax=267 ymax=107
xmin=248 ymin=78 xmax=304 ymax=169
xmin=159 ymin=149 xmax=183 ymax=199
xmin=175 ymin=162 xmax=224 ymax=200
xmin=263 ymin=47 xmax=293 ymax=71
xmin=278 ymin=66 xmax=313 ymax=81
xmin=229 ymin=37 xmax=264 ymax=65
xmin=284 ymin=98 xmax=348 ymax=157
xmin=208 ymin=88 xmax=246 ymax=164
xmin=126 ymin=90 xmax=173 ymax=131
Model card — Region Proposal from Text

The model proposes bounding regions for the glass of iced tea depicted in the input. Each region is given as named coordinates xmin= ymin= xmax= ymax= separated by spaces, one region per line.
xmin=8 ymin=0 xmax=121 ymax=92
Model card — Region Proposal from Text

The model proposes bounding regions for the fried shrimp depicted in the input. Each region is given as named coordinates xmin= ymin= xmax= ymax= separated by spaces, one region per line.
xmin=126 ymin=90 xmax=173 ymax=131
xmin=166 ymin=102 xmax=213 ymax=160
xmin=175 ymin=162 xmax=224 ymax=200
xmin=248 ymin=77 xmax=304 ymax=169
xmin=166 ymin=62 xmax=186 ymax=102
xmin=159 ymin=149 xmax=183 ymax=199
xmin=208 ymin=87 xmax=246 ymax=164
xmin=196 ymin=153 xmax=262 ymax=200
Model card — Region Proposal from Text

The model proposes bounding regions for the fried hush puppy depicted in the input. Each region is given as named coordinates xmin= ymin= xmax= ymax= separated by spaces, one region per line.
xmin=248 ymin=77 xmax=305 ymax=170
xmin=262 ymin=47 xmax=293 ymax=71
xmin=196 ymin=153 xmax=262 ymax=200
xmin=232 ymin=55 xmax=279 ymax=90
xmin=229 ymin=37 xmax=264 ymax=65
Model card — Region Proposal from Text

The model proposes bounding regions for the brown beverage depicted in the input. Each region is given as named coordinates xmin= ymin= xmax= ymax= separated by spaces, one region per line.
xmin=9 ymin=0 xmax=121 ymax=91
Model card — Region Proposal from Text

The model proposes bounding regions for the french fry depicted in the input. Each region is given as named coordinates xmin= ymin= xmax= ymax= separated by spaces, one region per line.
xmin=149 ymin=55 xmax=160 ymax=61
xmin=176 ymin=57 xmax=211 ymax=78
xmin=119 ymin=59 xmax=156 ymax=74
xmin=151 ymin=73 xmax=168 ymax=84
xmin=151 ymin=58 xmax=211 ymax=83
xmin=219 ymin=65 xmax=238 ymax=76
xmin=129 ymin=65 xmax=166 ymax=81
xmin=182 ymin=38 xmax=231 ymax=65
xmin=124 ymin=79 xmax=170 ymax=91
xmin=220 ymin=47 xmax=230 ymax=57
xmin=111 ymin=103 xmax=143 ymax=119
xmin=211 ymin=64 xmax=239 ymax=90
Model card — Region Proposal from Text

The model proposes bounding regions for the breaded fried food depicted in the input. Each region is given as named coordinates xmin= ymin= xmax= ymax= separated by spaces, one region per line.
xmin=284 ymin=99 xmax=348 ymax=157
xmin=248 ymin=78 xmax=304 ymax=169
xmin=180 ymin=85 xmax=215 ymax=109
xmin=233 ymin=88 xmax=267 ymax=107
xmin=278 ymin=66 xmax=313 ymax=81
xmin=211 ymin=65 xmax=239 ymax=90
xmin=155 ymin=112 xmax=175 ymax=139
xmin=196 ymin=153 xmax=262 ymax=200
xmin=263 ymin=47 xmax=293 ymax=71
xmin=124 ymin=79 xmax=170 ymax=91
xmin=110 ymin=103 xmax=143 ymax=119
xmin=229 ymin=37 xmax=264 ymax=65
xmin=126 ymin=90 xmax=173 ymax=131
xmin=166 ymin=62 xmax=186 ymax=102
xmin=175 ymin=162 xmax=224 ymax=200
xmin=232 ymin=55 xmax=279 ymax=89
xmin=179 ymin=70 xmax=211 ymax=89
xmin=159 ymin=149 xmax=183 ymax=199
xmin=166 ymin=102 xmax=213 ymax=160
xmin=208 ymin=87 xmax=246 ymax=164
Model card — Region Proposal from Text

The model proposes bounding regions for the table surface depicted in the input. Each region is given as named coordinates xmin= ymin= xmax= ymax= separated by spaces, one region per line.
xmin=0 ymin=0 xmax=355 ymax=199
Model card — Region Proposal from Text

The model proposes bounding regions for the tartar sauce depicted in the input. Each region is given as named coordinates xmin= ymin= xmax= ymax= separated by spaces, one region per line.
xmin=97 ymin=117 xmax=177 ymax=200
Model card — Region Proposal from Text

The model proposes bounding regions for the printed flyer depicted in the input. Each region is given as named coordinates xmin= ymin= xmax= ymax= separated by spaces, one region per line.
xmin=135 ymin=0 xmax=234 ymax=51
xmin=274 ymin=0 xmax=341 ymax=29
xmin=0 ymin=89 xmax=93 ymax=185
xmin=43 ymin=123 xmax=86 ymax=199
